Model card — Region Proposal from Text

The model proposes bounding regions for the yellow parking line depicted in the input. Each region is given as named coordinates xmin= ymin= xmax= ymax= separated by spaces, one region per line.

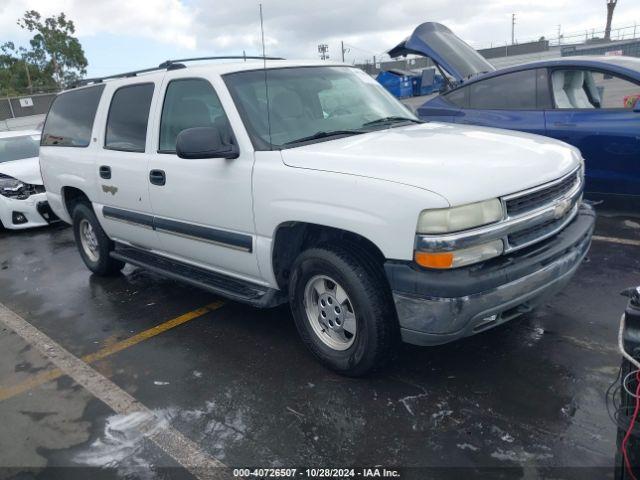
xmin=0 ymin=369 xmax=65 ymax=403
xmin=0 ymin=300 xmax=225 ymax=402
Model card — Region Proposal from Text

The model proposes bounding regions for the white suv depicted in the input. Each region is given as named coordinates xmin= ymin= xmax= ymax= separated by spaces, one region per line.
xmin=39 ymin=58 xmax=595 ymax=375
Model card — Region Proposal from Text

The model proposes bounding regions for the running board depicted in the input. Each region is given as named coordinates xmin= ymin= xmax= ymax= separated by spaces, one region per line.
xmin=111 ymin=244 xmax=286 ymax=308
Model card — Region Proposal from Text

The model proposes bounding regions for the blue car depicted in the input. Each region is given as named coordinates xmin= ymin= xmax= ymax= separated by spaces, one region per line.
xmin=390 ymin=23 xmax=640 ymax=206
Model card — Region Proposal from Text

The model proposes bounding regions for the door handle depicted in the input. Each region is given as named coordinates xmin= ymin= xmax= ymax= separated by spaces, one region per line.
xmin=553 ymin=122 xmax=577 ymax=127
xmin=99 ymin=165 xmax=111 ymax=179
xmin=149 ymin=169 xmax=166 ymax=186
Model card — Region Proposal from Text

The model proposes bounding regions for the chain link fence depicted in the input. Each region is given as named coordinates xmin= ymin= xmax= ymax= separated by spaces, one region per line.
xmin=0 ymin=93 xmax=57 ymax=122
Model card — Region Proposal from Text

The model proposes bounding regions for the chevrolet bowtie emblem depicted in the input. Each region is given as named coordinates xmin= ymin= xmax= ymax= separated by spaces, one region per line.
xmin=553 ymin=199 xmax=571 ymax=219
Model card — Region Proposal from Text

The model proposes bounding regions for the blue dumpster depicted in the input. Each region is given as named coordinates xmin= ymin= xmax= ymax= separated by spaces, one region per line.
xmin=376 ymin=69 xmax=413 ymax=98
xmin=414 ymin=67 xmax=444 ymax=95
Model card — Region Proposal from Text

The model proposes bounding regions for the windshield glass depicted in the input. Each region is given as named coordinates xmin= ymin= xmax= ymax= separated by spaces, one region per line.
xmin=0 ymin=135 xmax=40 ymax=163
xmin=224 ymin=66 xmax=418 ymax=149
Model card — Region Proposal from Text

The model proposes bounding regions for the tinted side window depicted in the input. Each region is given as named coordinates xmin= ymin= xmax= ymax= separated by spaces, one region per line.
xmin=105 ymin=83 xmax=154 ymax=152
xmin=159 ymin=78 xmax=230 ymax=153
xmin=469 ymin=70 xmax=537 ymax=110
xmin=42 ymin=85 xmax=105 ymax=147
xmin=444 ymin=87 xmax=468 ymax=108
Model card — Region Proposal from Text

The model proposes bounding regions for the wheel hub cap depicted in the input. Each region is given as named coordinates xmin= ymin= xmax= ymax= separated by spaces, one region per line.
xmin=79 ymin=219 xmax=99 ymax=262
xmin=304 ymin=275 xmax=356 ymax=351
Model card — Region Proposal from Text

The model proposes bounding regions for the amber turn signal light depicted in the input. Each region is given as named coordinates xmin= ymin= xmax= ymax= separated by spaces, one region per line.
xmin=414 ymin=251 xmax=454 ymax=269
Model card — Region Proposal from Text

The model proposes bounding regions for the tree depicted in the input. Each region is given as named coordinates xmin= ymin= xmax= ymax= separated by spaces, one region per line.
xmin=0 ymin=41 xmax=57 ymax=95
xmin=17 ymin=10 xmax=87 ymax=89
xmin=0 ymin=11 xmax=87 ymax=95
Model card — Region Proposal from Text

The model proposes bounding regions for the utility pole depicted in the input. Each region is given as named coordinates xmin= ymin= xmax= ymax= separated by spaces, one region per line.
xmin=557 ymin=24 xmax=562 ymax=45
xmin=605 ymin=0 xmax=618 ymax=41
xmin=511 ymin=13 xmax=516 ymax=45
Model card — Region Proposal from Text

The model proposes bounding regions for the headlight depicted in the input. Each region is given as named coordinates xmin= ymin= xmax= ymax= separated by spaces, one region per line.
xmin=415 ymin=239 xmax=504 ymax=269
xmin=0 ymin=175 xmax=27 ymax=199
xmin=417 ymin=199 xmax=503 ymax=234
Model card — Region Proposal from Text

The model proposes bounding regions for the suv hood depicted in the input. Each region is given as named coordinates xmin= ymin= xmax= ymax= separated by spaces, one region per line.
xmin=280 ymin=123 xmax=581 ymax=207
xmin=0 ymin=157 xmax=43 ymax=185
xmin=388 ymin=22 xmax=496 ymax=83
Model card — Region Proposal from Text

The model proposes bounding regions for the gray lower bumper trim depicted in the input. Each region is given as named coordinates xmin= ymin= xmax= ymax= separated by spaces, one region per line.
xmin=394 ymin=217 xmax=593 ymax=346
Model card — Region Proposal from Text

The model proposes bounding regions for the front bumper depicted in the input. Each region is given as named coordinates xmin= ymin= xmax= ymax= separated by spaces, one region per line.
xmin=385 ymin=203 xmax=595 ymax=346
xmin=0 ymin=193 xmax=59 ymax=230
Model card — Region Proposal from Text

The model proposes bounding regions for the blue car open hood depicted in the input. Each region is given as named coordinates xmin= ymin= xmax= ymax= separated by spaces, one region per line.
xmin=388 ymin=22 xmax=495 ymax=84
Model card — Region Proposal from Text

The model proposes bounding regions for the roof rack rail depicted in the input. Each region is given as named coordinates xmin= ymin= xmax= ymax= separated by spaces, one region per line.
xmin=73 ymin=55 xmax=285 ymax=88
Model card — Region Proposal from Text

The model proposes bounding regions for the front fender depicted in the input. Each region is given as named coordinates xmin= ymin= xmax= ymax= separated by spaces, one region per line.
xmin=252 ymin=151 xmax=449 ymax=284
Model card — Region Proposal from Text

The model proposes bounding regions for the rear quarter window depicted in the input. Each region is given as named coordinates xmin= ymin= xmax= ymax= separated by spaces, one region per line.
xmin=41 ymin=85 xmax=105 ymax=147
xmin=444 ymin=87 xmax=468 ymax=108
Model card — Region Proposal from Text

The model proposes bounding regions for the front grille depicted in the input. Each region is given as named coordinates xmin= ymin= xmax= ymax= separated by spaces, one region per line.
xmin=24 ymin=184 xmax=45 ymax=196
xmin=508 ymin=217 xmax=564 ymax=248
xmin=506 ymin=172 xmax=578 ymax=217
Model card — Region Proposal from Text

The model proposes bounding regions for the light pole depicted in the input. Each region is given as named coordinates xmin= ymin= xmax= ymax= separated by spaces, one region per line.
xmin=318 ymin=44 xmax=329 ymax=60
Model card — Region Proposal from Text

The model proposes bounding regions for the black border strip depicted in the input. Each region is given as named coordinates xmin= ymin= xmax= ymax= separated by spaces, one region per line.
xmin=101 ymin=206 xmax=252 ymax=252
xmin=154 ymin=217 xmax=252 ymax=252
xmin=103 ymin=206 xmax=154 ymax=229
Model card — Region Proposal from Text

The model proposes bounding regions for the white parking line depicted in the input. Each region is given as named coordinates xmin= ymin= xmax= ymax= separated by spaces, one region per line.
xmin=592 ymin=235 xmax=640 ymax=247
xmin=0 ymin=303 xmax=229 ymax=480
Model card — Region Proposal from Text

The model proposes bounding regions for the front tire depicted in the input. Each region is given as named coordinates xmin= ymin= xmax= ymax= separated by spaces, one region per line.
xmin=72 ymin=203 xmax=124 ymax=276
xmin=289 ymin=246 xmax=398 ymax=376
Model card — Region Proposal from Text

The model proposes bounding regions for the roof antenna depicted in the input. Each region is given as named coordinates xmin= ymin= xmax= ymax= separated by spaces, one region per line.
xmin=260 ymin=3 xmax=273 ymax=149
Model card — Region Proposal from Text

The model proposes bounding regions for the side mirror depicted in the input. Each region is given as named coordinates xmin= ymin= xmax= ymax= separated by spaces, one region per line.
xmin=176 ymin=127 xmax=239 ymax=160
xmin=634 ymin=97 xmax=640 ymax=113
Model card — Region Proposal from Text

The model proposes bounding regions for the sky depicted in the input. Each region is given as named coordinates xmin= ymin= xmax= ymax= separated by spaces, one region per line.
xmin=1 ymin=0 xmax=639 ymax=77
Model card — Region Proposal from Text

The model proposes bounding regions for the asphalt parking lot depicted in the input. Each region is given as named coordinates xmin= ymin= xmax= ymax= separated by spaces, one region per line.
xmin=0 ymin=209 xmax=639 ymax=479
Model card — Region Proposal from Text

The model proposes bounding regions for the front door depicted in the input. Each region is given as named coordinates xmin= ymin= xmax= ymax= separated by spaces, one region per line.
xmin=544 ymin=68 xmax=640 ymax=197
xmin=93 ymin=81 xmax=160 ymax=250
xmin=147 ymin=76 xmax=260 ymax=282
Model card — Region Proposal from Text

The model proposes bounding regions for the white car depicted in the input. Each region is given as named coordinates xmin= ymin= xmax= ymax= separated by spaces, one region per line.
xmin=0 ymin=130 xmax=58 ymax=230
xmin=39 ymin=58 xmax=595 ymax=375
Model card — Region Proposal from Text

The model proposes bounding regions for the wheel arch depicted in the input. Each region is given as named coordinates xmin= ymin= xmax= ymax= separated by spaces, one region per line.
xmin=271 ymin=221 xmax=387 ymax=291
xmin=61 ymin=186 xmax=92 ymax=219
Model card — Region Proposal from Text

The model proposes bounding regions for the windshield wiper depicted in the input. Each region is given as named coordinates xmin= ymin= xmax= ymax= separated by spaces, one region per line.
xmin=282 ymin=130 xmax=364 ymax=146
xmin=361 ymin=116 xmax=423 ymax=128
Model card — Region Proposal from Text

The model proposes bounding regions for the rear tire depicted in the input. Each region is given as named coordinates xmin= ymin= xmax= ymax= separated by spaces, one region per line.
xmin=72 ymin=203 xmax=124 ymax=276
xmin=289 ymin=245 xmax=398 ymax=376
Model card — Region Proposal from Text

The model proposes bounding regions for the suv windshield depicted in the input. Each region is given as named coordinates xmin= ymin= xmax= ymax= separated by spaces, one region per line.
xmin=0 ymin=135 xmax=40 ymax=163
xmin=224 ymin=66 xmax=419 ymax=149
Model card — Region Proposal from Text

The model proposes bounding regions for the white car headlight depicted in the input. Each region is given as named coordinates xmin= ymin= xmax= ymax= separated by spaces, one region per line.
xmin=0 ymin=175 xmax=26 ymax=198
xmin=417 ymin=199 xmax=504 ymax=234
xmin=415 ymin=239 xmax=504 ymax=269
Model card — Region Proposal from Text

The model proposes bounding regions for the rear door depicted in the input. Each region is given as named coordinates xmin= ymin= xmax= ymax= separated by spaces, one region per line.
xmin=147 ymin=75 xmax=260 ymax=282
xmin=92 ymin=81 xmax=160 ymax=250
xmin=544 ymin=68 xmax=640 ymax=196
xmin=455 ymin=69 xmax=548 ymax=136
